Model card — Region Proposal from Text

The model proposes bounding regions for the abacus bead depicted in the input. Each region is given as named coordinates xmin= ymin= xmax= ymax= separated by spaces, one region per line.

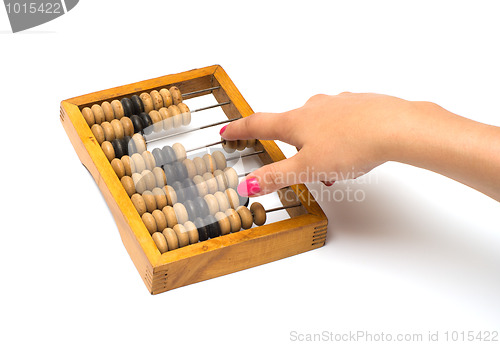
xmin=224 ymin=167 xmax=239 ymax=189
xmin=111 ymin=158 xmax=125 ymax=179
xmin=194 ymin=197 xmax=210 ymax=218
xmin=110 ymin=119 xmax=124 ymax=139
xmin=212 ymin=151 xmax=227 ymax=170
xmin=225 ymin=188 xmax=240 ymax=209
xmin=162 ymin=206 xmax=178 ymax=228
xmin=139 ymin=112 xmax=153 ymax=135
xmin=120 ymin=97 xmax=134 ymax=117
xmin=214 ymin=191 xmax=230 ymax=212
xmin=130 ymin=115 xmax=144 ymax=133
xmin=163 ymin=165 xmax=177 ymax=184
xmin=236 ymin=140 xmax=248 ymax=151
xmin=204 ymin=215 xmax=219 ymax=238
xmin=250 ymin=202 xmax=266 ymax=226
xmin=142 ymin=212 xmax=157 ymax=234
xmin=159 ymin=107 xmax=173 ymax=130
xmin=132 ymin=173 xmax=147 ymax=194
xmin=152 ymin=232 xmax=168 ymax=254
xmin=208 ymin=214 xmax=222 ymax=237
xmin=101 ymin=122 xmax=115 ymax=141
xmin=91 ymin=104 xmax=105 ymax=124
xmin=246 ymin=139 xmax=256 ymax=148
xmin=203 ymin=172 xmax=218 ymax=194
xmin=203 ymin=153 xmax=215 ymax=173
xmin=131 ymin=153 xmax=146 ymax=174
xmin=173 ymin=224 xmax=190 ymax=247
xmin=161 ymin=145 xmax=177 ymax=165
xmin=148 ymin=110 xmax=163 ymax=132
xmin=121 ymin=176 xmax=135 ymax=197
xmin=152 ymin=187 xmax=168 ymax=210
xmin=141 ymin=170 xmax=156 ymax=191
xmin=111 ymin=100 xmax=125 ymax=119
xmin=131 ymin=193 xmax=147 ymax=216
xmin=152 ymin=209 xmax=167 ymax=231
xmin=139 ymin=92 xmax=154 ymax=113
xmin=101 ymin=141 xmax=115 ymax=161
xmin=184 ymin=221 xmax=199 ymax=244
xmin=193 ymin=175 xmax=208 ymax=197
xmin=120 ymin=116 xmax=134 ymax=137
xmin=174 ymin=162 xmax=189 ymax=182
xmin=173 ymin=203 xmax=189 ymax=224
xmin=184 ymin=199 xmax=198 ymax=220
xmin=182 ymin=178 xmax=198 ymax=200
xmin=151 ymin=148 xmax=165 ymax=168
xmin=204 ymin=194 xmax=219 ymax=215
xmin=177 ymin=102 xmax=191 ymax=126
xmin=172 ymin=143 xmax=187 ymax=162
xmin=193 ymin=157 xmax=207 ymax=175
xmin=101 ymin=101 xmax=115 ymax=122
xmin=172 ymin=181 xmax=186 ymax=202
xmin=150 ymin=90 xmax=164 ymax=110
xmin=162 ymin=228 xmax=179 ymax=250
xmin=81 ymin=107 xmax=95 ymax=126
xmin=130 ymin=94 xmax=144 ymax=114
xmin=194 ymin=217 xmax=208 ymax=242
xmin=159 ymin=88 xmax=173 ymax=108
xmin=183 ymin=159 xmax=197 ymax=179
xmin=215 ymin=211 xmax=231 ymax=235
xmin=237 ymin=206 xmax=253 ymax=229
xmin=142 ymin=151 xmax=156 ymax=171
xmin=225 ymin=208 xmax=242 ymax=233
xmin=169 ymin=86 xmax=182 ymax=105
xmin=164 ymin=185 xmax=177 ymax=205
xmin=132 ymin=133 xmax=146 ymax=154
xmin=121 ymin=155 xmax=133 ymax=176
xmin=168 ymin=105 xmax=182 ymax=128
xmin=91 ymin=124 xmax=105 ymax=144
xmin=222 ymin=139 xmax=237 ymax=153
xmin=111 ymin=138 xmax=125 ymax=159
xmin=152 ymin=167 xmax=166 ymax=187
xmin=214 ymin=169 xmax=228 ymax=191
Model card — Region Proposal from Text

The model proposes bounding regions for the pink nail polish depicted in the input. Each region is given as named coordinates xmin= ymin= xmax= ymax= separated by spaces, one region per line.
xmin=219 ymin=125 xmax=228 ymax=136
xmin=237 ymin=177 xmax=261 ymax=197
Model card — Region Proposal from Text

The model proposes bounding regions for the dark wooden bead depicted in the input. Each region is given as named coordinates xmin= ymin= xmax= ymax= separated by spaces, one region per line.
xmin=194 ymin=217 xmax=208 ymax=242
xmin=122 ymin=135 xmax=135 ymax=155
xmin=152 ymin=148 xmax=165 ymax=167
xmin=111 ymin=138 xmax=125 ymax=159
xmin=139 ymin=112 xmax=153 ymax=135
xmin=130 ymin=115 xmax=143 ymax=133
xmin=164 ymin=165 xmax=178 ymax=185
xmin=174 ymin=162 xmax=188 ymax=181
xmin=204 ymin=215 xmax=220 ymax=238
xmin=131 ymin=95 xmax=144 ymax=114
xmin=161 ymin=145 xmax=177 ymax=165
xmin=184 ymin=199 xmax=197 ymax=220
xmin=120 ymin=97 xmax=134 ymax=117
xmin=194 ymin=197 xmax=210 ymax=218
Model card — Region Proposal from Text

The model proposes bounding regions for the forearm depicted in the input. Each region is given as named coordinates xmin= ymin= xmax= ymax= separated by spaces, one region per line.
xmin=390 ymin=102 xmax=500 ymax=201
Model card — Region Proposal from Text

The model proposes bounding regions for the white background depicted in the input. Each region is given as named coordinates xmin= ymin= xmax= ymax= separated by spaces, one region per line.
xmin=1 ymin=1 xmax=499 ymax=344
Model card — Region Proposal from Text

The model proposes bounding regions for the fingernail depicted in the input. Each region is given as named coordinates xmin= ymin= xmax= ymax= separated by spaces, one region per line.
xmin=237 ymin=177 xmax=261 ymax=197
xmin=219 ymin=125 xmax=228 ymax=136
xmin=321 ymin=180 xmax=335 ymax=186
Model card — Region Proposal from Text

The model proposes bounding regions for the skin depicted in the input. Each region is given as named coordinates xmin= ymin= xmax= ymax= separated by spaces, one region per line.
xmin=220 ymin=92 xmax=500 ymax=202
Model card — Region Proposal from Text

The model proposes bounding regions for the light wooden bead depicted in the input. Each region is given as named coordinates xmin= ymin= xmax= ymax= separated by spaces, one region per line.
xmin=142 ymin=212 xmax=157 ymax=235
xmin=204 ymin=194 xmax=219 ymax=215
xmin=91 ymin=124 xmax=105 ymax=145
xmin=101 ymin=141 xmax=115 ymax=161
xmin=183 ymin=221 xmax=199 ymax=244
xmin=162 ymin=206 xmax=178 ymax=228
xmin=214 ymin=191 xmax=229 ymax=212
xmin=91 ymin=104 xmax=105 ymax=124
xmin=203 ymin=153 xmax=215 ymax=173
xmin=141 ymin=151 xmax=156 ymax=171
xmin=121 ymin=175 xmax=136 ymax=197
xmin=177 ymin=102 xmax=191 ymax=126
xmin=212 ymin=151 xmax=227 ymax=170
xmin=81 ymin=107 xmax=95 ymax=126
xmin=168 ymin=105 xmax=182 ymax=128
xmin=250 ymin=202 xmax=266 ymax=226
xmin=152 ymin=187 xmax=168 ymax=210
xmin=162 ymin=228 xmax=179 ymax=251
xmin=111 ymin=100 xmax=125 ymax=119
xmin=236 ymin=140 xmax=247 ymax=151
xmin=215 ymin=211 xmax=231 ymax=235
xmin=172 ymin=143 xmax=187 ymax=162
xmin=152 ymin=209 xmax=167 ymax=231
xmin=159 ymin=107 xmax=173 ymax=130
xmin=164 ymin=185 xmax=177 ymax=206
xmin=152 ymin=167 xmax=166 ymax=188
xmin=225 ymin=208 xmax=241 ymax=233
xmin=101 ymin=121 xmax=115 ymax=142
xmin=222 ymin=139 xmax=237 ymax=153
xmin=143 ymin=191 xmax=157 ymax=213
xmin=183 ymin=159 xmax=197 ymax=179
xmin=193 ymin=175 xmax=208 ymax=197
xmin=120 ymin=116 xmax=134 ymax=137
xmin=224 ymin=167 xmax=239 ymax=189
xmin=131 ymin=153 xmax=146 ymax=174
xmin=110 ymin=119 xmax=124 ymax=139
xmin=173 ymin=224 xmax=190 ymax=247
xmin=237 ymin=206 xmax=253 ymax=230
xmin=214 ymin=169 xmax=228 ymax=191
xmin=148 ymin=110 xmax=163 ymax=132
xmin=131 ymin=193 xmax=147 ymax=216
xmin=246 ymin=139 xmax=256 ymax=148
xmin=152 ymin=232 xmax=168 ymax=254
xmin=225 ymin=188 xmax=240 ymax=209
xmin=140 ymin=170 xmax=156 ymax=191
xmin=159 ymin=88 xmax=173 ymax=108
xmin=173 ymin=203 xmax=189 ymax=224
xmin=111 ymin=158 xmax=125 ymax=179
xmin=139 ymin=92 xmax=154 ymax=113
xmin=203 ymin=172 xmax=218 ymax=194
xmin=193 ymin=157 xmax=207 ymax=175
xmin=150 ymin=90 xmax=164 ymax=110
xmin=101 ymin=101 xmax=115 ymax=122
xmin=132 ymin=133 xmax=147 ymax=154
xmin=132 ymin=172 xmax=147 ymax=194
xmin=169 ymin=86 xmax=182 ymax=105
xmin=121 ymin=155 xmax=133 ymax=176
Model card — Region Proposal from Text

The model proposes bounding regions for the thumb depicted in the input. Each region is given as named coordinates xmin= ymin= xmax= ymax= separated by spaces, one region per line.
xmin=220 ymin=112 xmax=292 ymax=143
xmin=236 ymin=152 xmax=309 ymax=197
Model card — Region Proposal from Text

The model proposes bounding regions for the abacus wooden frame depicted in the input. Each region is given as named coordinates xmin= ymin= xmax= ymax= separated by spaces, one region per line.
xmin=60 ymin=65 xmax=328 ymax=295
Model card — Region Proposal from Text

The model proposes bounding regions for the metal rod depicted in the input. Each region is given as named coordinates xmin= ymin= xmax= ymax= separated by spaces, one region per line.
xmin=265 ymin=204 xmax=302 ymax=213
xmin=191 ymin=101 xmax=231 ymax=113
xmin=226 ymin=150 xmax=265 ymax=162
xmin=186 ymin=140 xmax=224 ymax=153
xmin=181 ymin=86 xmax=221 ymax=97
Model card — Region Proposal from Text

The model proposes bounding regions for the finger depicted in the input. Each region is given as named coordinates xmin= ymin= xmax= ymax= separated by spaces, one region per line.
xmin=220 ymin=112 xmax=292 ymax=143
xmin=236 ymin=152 xmax=309 ymax=197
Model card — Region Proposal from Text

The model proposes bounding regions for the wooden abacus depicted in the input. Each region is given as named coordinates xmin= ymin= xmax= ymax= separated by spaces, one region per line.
xmin=60 ymin=65 xmax=328 ymax=295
